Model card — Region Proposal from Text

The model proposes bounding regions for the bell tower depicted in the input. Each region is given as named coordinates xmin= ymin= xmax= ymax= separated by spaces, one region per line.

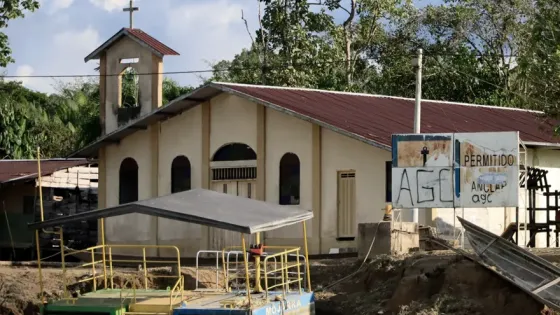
xmin=84 ymin=2 xmax=179 ymax=134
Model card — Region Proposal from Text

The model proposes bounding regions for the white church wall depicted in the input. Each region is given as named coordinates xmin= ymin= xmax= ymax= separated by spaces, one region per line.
xmin=210 ymin=94 xmax=258 ymax=154
xmin=264 ymin=107 xmax=313 ymax=242
xmin=105 ymin=129 xmax=156 ymax=254
xmin=158 ymin=105 xmax=204 ymax=256
xmin=321 ymin=128 xmax=391 ymax=251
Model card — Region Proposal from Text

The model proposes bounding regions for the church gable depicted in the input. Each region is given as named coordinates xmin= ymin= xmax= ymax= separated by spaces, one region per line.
xmin=84 ymin=28 xmax=179 ymax=63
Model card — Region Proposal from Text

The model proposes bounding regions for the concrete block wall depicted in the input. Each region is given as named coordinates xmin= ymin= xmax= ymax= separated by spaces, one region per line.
xmin=357 ymin=222 xmax=419 ymax=259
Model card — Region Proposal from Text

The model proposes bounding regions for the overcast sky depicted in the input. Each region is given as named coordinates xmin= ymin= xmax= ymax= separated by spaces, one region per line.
xmin=2 ymin=0 xmax=437 ymax=94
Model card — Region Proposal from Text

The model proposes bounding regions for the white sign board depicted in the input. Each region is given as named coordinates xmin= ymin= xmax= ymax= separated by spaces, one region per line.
xmin=391 ymin=132 xmax=519 ymax=209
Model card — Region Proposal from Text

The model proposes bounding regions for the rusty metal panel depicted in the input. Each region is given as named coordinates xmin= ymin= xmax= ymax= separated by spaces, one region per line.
xmin=0 ymin=159 xmax=91 ymax=184
xmin=460 ymin=217 xmax=560 ymax=311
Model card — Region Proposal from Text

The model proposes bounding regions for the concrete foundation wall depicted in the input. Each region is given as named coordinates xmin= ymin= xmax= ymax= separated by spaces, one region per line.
xmin=357 ymin=222 xmax=419 ymax=259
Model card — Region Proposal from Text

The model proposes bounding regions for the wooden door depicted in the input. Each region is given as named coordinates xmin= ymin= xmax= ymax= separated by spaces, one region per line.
xmin=337 ymin=171 xmax=356 ymax=238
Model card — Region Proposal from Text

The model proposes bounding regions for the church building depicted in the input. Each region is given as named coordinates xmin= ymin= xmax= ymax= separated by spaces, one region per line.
xmin=72 ymin=25 xmax=560 ymax=257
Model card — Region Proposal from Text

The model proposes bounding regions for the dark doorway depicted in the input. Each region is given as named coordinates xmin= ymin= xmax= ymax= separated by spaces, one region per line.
xmin=171 ymin=155 xmax=192 ymax=193
xmin=279 ymin=153 xmax=300 ymax=205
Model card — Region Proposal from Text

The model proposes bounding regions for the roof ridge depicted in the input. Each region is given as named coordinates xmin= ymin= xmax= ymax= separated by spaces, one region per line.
xmin=212 ymin=81 xmax=543 ymax=114
xmin=0 ymin=158 xmax=88 ymax=162
xmin=84 ymin=28 xmax=179 ymax=62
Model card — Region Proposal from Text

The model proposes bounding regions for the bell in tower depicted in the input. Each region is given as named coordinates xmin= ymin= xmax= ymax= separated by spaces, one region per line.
xmin=83 ymin=0 xmax=179 ymax=134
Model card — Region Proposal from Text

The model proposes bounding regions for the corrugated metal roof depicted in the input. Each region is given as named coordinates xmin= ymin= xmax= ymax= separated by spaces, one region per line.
xmin=69 ymin=82 xmax=560 ymax=158
xmin=28 ymin=188 xmax=313 ymax=234
xmin=0 ymin=159 xmax=92 ymax=185
xmin=84 ymin=28 xmax=179 ymax=62
xmin=219 ymin=83 xmax=559 ymax=147
xmin=125 ymin=28 xmax=180 ymax=56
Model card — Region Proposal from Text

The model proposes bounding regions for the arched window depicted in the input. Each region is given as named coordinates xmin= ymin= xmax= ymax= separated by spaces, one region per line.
xmin=119 ymin=157 xmax=138 ymax=204
xmin=211 ymin=143 xmax=257 ymax=181
xmin=171 ymin=155 xmax=191 ymax=193
xmin=212 ymin=143 xmax=257 ymax=162
xmin=279 ymin=153 xmax=300 ymax=205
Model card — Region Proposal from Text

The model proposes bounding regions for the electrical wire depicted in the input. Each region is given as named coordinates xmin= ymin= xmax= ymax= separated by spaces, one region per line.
xmin=0 ymin=53 xmax=523 ymax=79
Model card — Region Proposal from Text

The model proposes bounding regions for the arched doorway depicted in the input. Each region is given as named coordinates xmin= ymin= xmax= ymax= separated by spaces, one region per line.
xmin=171 ymin=155 xmax=191 ymax=193
xmin=279 ymin=153 xmax=300 ymax=205
xmin=209 ymin=142 xmax=257 ymax=249
xmin=119 ymin=157 xmax=138 ymax=204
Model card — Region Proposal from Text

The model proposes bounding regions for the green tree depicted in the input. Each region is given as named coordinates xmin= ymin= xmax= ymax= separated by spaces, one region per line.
xmin=0 ymin=74 xmax=194 ymax=159
xmin=162 ymin=77 xmax=193 ymax=104
xmin=121 ymin=67 xmax=139 ymax=108
xmin=209 ymin=0 xmax=346 ymax=90
xmin=420 ymin=0 xmax=532 ymax=106
xmin=53 ymin=79 xmax=101 ymax=150
xmin=516 ymin=0 xmax=560 ymax=117
xmin=324 ymin=0 xmax=413 ymax=90
xmin=360 ymin=0 xmax=537 ymax=107
xmin=0 ymin=0 xmax=40 ymax=67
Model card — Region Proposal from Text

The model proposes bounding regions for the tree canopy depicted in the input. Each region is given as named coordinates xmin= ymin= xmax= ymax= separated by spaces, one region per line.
xmin=0 ymin=77 xmax=194 ymax=159
xmin=2 ymin=0 xmax=560 ymax=159
xmin=208 ymin=0 xmax=560 ymax=113
xmin=0 ymin=0 xmax=39 ymax=67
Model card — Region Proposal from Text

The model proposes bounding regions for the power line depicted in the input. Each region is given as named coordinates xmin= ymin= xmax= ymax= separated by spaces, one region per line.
xmin=0 ymin=53 xmax=523 ymax=79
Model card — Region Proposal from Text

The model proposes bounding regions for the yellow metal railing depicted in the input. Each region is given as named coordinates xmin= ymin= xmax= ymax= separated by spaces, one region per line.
xmin=169 ymin=276 xmax=185 ymax=310
xmin=105 ymin=244 xmax=182 ymax=290
xmin=220 ymin=245 xmax=305 ymax=300
xmin=263 ymin=247 xmax=303 ymax=300
xmin=119 ymin=274 xmax=138 ymax=308
xmin=263 ymin=247 xmax=303 ymax=298
xmin=57 ymin=244 xmax=182 ymax=303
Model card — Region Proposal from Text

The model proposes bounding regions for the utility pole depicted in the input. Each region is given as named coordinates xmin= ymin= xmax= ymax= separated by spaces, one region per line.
xmin=412 ymin=48 xmax=423 ymax=224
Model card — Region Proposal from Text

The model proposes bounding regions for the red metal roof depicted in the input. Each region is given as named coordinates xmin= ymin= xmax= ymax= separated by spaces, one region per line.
xmin=69 ymin=82 xmax=560 ymax=158
xmin=217 ymin=83 xmax=560 ymax=147
xmin=0 ymin=159 xmax=91 ymax=184
xmin=124 ymin=28 xmax=180 ymax=56
xmin=84 ymin=28 xmax=179 ymax=62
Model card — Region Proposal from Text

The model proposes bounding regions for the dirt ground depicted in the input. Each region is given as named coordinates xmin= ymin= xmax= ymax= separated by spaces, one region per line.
xmin=312 ymin=252 xmax=557 ymax=315
xmin=0 ymin=265 xmax=220 ymax=315
xmin=0 ymin=252 xmax=558 ymax=315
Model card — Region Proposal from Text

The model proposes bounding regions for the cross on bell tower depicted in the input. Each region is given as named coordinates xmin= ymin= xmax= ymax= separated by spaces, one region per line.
xmin=123 ymin=0 xmax=139 ymax=29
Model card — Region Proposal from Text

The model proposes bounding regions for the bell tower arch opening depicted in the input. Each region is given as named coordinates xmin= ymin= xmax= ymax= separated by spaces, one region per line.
xmin=118 ymin=64 xmax=141 ymax=126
